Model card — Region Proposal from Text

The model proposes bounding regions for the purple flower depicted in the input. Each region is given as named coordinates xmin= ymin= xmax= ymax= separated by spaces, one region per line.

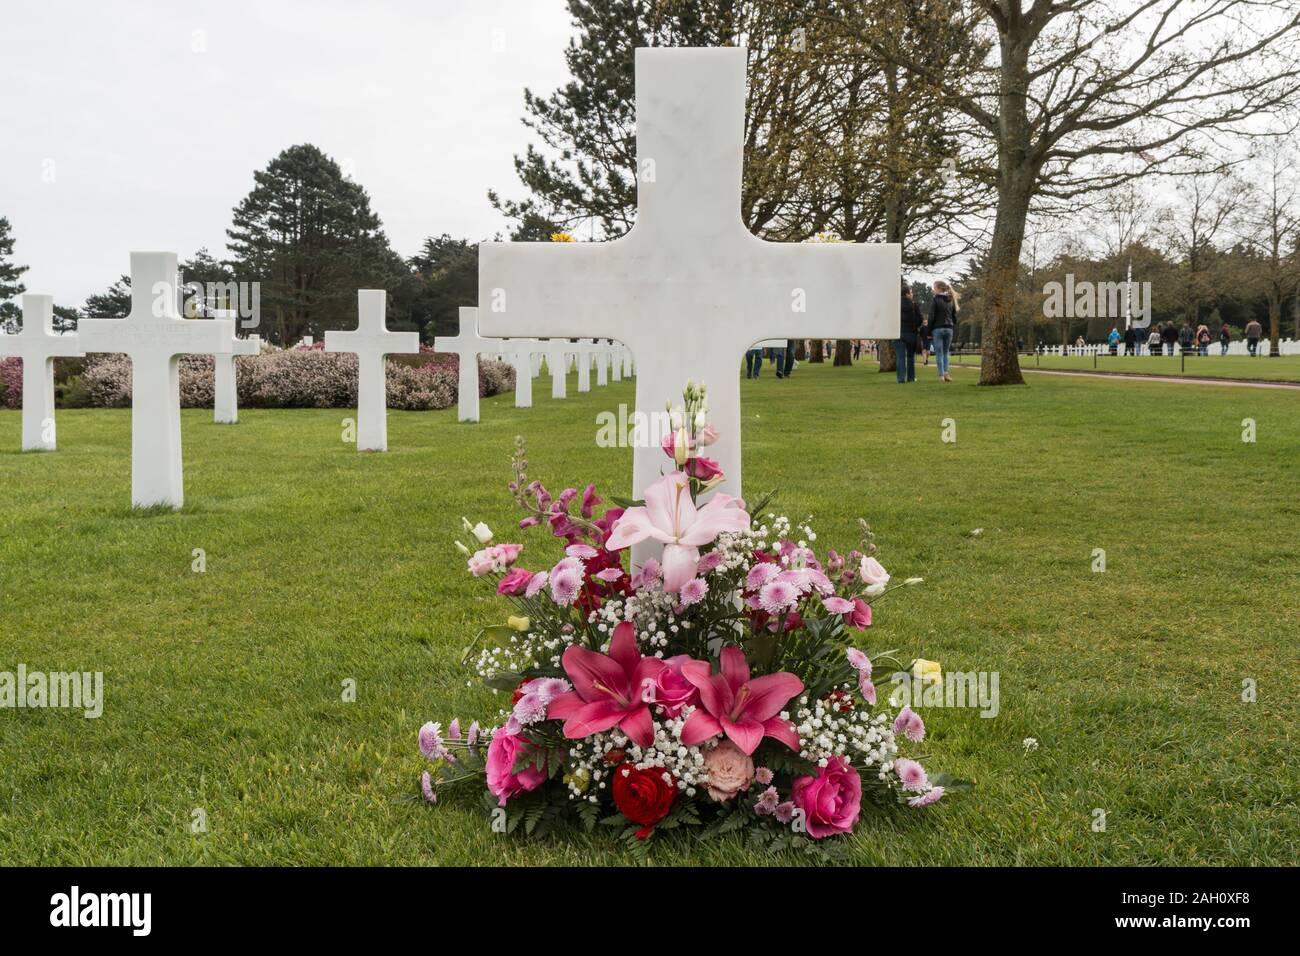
xmin=418 ymin=721 xmax=452 ymax=763
xmin=746 ymin=562 xmax=780 ymax=591
xmin=696 ymin=551 xmax=723 ymax=574
xmin=420 ymin=771 xmax=437 ymax=803
xmin=754 ymin=786 xmax=780 ymax=815
xmin=893 ymin=705 xmax=926 ymax=742
xmin=758 ymin=579 xmax=799 ymax=614
xmin=908 ymin=786 xmax=945 ymax=808
xmin=550 ymin=566 xmax=582 ymax=605
xmin=894 ymin=758 xmax=928 ymax=792
xmin=823 ymin=596 xmax=854 ymax=614
xmin=566 ymin=543 xmax=598 ymax=559
xmin=754 ymin=766 xmax=774 ymax=786
xmin=775 ymin=801 xmax=796 ymax=824
xmin=679 ymin=577 xmax=708 ymax=607
xmin=525 ymin=571 xmax=548 ymax=598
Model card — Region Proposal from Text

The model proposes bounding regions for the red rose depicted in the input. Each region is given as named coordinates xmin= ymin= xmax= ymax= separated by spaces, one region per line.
xmin=611 ymin=763 xmax=675 ymax=839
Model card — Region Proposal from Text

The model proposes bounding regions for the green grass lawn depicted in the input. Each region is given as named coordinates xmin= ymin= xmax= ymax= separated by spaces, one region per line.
xmin=1 ymin=363 xmax=1296 ymax=865
xmin=948 ymin=351 xmax=1300 ymax=383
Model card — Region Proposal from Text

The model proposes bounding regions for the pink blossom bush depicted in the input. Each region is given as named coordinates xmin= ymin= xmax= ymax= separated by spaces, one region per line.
xmin=72 ymin=348 xmax=515 ymax=411
xmin=0 ymin=357 xmax=21 ymax=409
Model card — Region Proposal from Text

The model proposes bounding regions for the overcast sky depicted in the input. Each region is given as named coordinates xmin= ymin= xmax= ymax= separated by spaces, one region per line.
xmin=0 ymin=0 xmax=576 ymax=306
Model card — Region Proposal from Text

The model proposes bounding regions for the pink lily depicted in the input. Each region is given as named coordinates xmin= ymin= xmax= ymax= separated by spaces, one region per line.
xmin=545 ymin=622 xmax=666 ymax=747
xmin=680 ymin=646 xmax=803 ymax=755
xmin=605 ymin=471 xmax=750 ymax=592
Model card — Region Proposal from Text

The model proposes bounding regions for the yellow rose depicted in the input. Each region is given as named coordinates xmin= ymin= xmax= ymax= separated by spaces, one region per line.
xmin=507 ymin=615 xmax=530 ymax=632
xmin=912 ymin=658 xmax=942 ymax=685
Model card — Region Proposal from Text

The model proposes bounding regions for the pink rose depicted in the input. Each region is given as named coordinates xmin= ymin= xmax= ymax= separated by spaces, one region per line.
xmin=652 ymin=655 xmax=700 ymax=718
xmin=484 ymin=732 xmax=547 ymax=806
xmin=686 ymin=456 xmax=723 ymax=481
xmin=697 ymin=423 xmax=719 ymax=446
xmin=496 ymin=567 xmax=533 ymax=596
xmin=858 ymin=557 xmax=890 ymax=587
xmin=702 ymin=738 xmax=755 ymax=802
xmin=467 ymin=549 xmax=496 ymax=576
xmin=790 ymin=756 xmax=862 ymax=839
xmin=845 ymin=596 xmax=872 ymax=630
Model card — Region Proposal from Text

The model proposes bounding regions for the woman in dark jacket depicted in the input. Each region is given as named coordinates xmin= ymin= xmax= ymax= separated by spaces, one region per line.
xmin=928 ymin=281 xmax=959 ymax=381
xmin=896 ymin=284 xmax=922 ymax=383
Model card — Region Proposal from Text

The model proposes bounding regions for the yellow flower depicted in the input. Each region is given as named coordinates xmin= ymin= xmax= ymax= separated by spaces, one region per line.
xmin=507 ymin=615 xmax=531 ymax=632
xmin=549 ymin=231 xmax=575 ymax=243
xmin=912 ymin=658 xmax=942 ymax=684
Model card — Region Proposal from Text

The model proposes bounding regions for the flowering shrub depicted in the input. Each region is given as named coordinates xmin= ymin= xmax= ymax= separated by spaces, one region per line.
xmin=0 ymin=357 xmax=21 ymax=409
xmin=74 ymin=348 xmax=514 ymax=411
xmin=417 ymin=382 xmax=967 ymax=857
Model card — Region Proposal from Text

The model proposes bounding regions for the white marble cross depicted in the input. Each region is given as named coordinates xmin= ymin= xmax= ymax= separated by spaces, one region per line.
xmin=479 ymin=47 xmax=898 ymax=509
xmin=610 ymin=342 xmax=623 ymax=382
xmin=433 ymin=307 xmax=496 ymax=422
xmin=212 ymin=306 xmax=260 ymax=425
xmin=324 ymin=289 xmax=418 ymax=451
xmin=541 ymin=339 xmax=573 ymax=399
xmin=77 ymin=252 xmax=234 ymax=508
xmin=0 ymin=295 xmax=84 ymax=451
xmin=576 ymin=339 xmax=604 ymax=392
xmin=595 ymin=339 xmax=610 ymax=387
xmin=505 ymin=338 xmax=538 ymax=408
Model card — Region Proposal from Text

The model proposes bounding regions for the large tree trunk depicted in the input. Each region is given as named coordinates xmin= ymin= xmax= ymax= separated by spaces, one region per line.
xmin=833 ymin=339 xmax=853 ymax=366
xmin=795 ymin=339 xmax=807 ymax=361
xmin=979 ymin=172 xmax=1032 ymax=385
xmin=877 ymin=339 xmax=897 ymax=372
xmin=809 ymin=341 xmax=825 ymax=363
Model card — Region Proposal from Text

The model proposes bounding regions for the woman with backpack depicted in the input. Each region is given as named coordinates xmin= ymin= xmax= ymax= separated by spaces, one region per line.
xmin=928 ymin=280 xmax=958 ymax=381
xmin=1196 ymin=324 xmax=1212 ymax=356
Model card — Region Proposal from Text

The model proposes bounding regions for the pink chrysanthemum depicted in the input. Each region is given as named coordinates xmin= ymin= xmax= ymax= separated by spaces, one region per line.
xmin=679 ymin=577 xmax=708 ymax=607
xmin=893 ymin=705 xmax=926 ymax=742
xmin=859 ymin=673 xmax=877 ymax=706
xmin=746 ymin=562 xmax=780 ymax=591
xmin=418 ymin=721 xmax=451 ymax=762
xmin=420 ymin=771 xmax=437 ymax=803
xmin=696 ymin=551 xmax=723 ymax=574
xmin=754 ymin=786 xmax=780 ymax=814
xmin=824 ymin=596 xmax=854 ymax=614
xmin=755 ymin=766 xmax=774 ymax=786
xmin=908 ymin=786 xmax=944 ymax=808
xmin=846 ymin=647 xmax=872 ymax=678
xmin=758 ymin=578 xmax=799 ymax=613
xmin=525 ymin=571 xmax=548 ymax=598
xmin=774 ymin=801 xmax=796 ymax=824
xmin=550 ymin=567 xmax=582 ymax=605
xmin=777 ymin=568 xmax=811 ymax=592
xmin=593 ymin=567 xmax=624 ymax=582
xmin=894 ymin=758 xmax=929 ymax=792
xmin=566 ymin=543 xmax=599 ymax=559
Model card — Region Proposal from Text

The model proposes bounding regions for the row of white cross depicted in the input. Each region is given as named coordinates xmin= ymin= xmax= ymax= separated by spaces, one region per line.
xmin=1 ymin=271 xmax=635 ymax=498
xmin=430 ymin=304 xmax=634 ymax=425
xmin=2 ymin=48 xmax=898 ymax=527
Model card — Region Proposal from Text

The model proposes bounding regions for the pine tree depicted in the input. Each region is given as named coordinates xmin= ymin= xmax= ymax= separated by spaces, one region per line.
xmin=227 ymin=144 xmax=405 ymax=345
xmin=0 ymin=216 xmax=29 ymax=327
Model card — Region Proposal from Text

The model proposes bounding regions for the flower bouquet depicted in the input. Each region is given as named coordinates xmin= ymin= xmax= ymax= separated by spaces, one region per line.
xmin=418 ymin=383 xmax=966 ymax=856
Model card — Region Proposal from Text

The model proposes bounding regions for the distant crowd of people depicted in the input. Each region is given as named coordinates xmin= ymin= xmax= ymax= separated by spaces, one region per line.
xmin=1101 ymin=317 xmax=1266 ymax=357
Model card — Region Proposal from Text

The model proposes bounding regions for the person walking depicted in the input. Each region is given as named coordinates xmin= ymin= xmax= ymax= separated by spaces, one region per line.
xmin=1219 ymin=322 xmax=1232 ymax=355
xmin=1123 ymin=326 xmax=1136 ymax=355
xmin=928 ymin=280 xmax=958 ymax=381
xmin=896 ymin=283 xmax=922 ymax=383
xmin=1108 ymin=326 xmax=1121 ymax=355
xmin=1161 ymin=321 xmax=1178 ymax=355
xmin=745 ymin=346 xmax=763 ymax=378
xmin=1147 ymin=327 xmax=1162 ymax=356
xmin=1196 ymin=323 xmax=1211 ymax=356
xmin=1245 ymin=318 xmax=1262 ymax=356
xmin=1179 ymin=319 xmax=1196 ymax=355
